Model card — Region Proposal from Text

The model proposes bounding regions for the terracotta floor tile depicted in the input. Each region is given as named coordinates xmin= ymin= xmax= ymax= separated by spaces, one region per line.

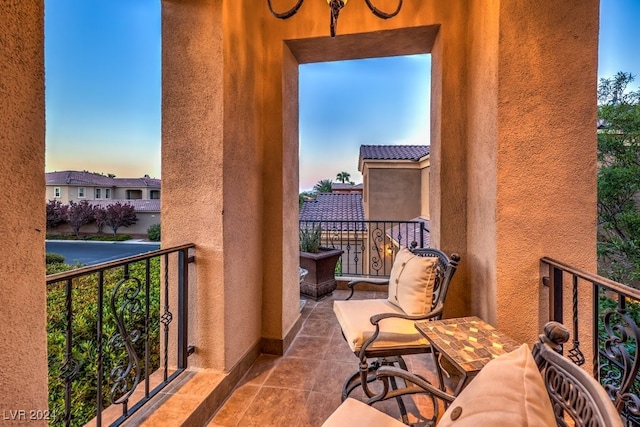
xmin=324 ymin=338 xmax=357 ymax=362
xmin=263 ymin=357 xmax=321 ymax=391
xmin=312 ymin=360 xmax=356 ymax=395
xmin=176 ymin=370 xmax=225 ymax=397
xmin=285 ymin=335 xmax=331 ymax=359
xmin=207 ymin=384 xmax=260 ymax=427
xmin=302 ymin=392 xmax=343 ymax=427
xmin=204 ymin=291 xmax=446 ymax=426
xmin=238 ymin=354 xmax=281 ymax=386
xmin=236 ymin=387 xmax=310 ymax=427
xmin=299 ymin=316 xmax=341 ymax=337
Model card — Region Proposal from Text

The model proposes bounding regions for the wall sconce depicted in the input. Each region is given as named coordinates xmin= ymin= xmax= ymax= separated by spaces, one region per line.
xmin=267 ymin=0 xmax=403 ymax=37
xmin=386 ymin=244 xmax=394 ymax=256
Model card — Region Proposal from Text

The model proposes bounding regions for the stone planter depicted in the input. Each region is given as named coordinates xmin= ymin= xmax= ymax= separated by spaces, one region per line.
xmin=299 ymin=247 xmax=343 ymax=300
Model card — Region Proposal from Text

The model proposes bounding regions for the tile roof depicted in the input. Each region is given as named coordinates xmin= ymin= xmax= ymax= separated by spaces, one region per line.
xmin=46 ymin=171 xmax=160 ymax=188
xmin=89 ymin=199 xmax=160 ymax=213
xmin=331 ymin=183 xmax=363 ymax=191
xmin=300 ymin=193 xmax=364 ymax=231
xmin=360 ymin=145 xmax=430 ymax=161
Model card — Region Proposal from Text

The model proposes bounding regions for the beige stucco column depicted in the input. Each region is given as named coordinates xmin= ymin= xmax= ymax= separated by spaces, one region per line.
xmin=465 ymin=1 xmax=599 ymax=346
xmin=0 ymin=1 xmax=49 ymax=422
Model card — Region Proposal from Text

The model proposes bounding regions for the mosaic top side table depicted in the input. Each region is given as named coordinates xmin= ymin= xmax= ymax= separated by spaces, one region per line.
xmin=415 ymin=316 xmax=521 ymax=396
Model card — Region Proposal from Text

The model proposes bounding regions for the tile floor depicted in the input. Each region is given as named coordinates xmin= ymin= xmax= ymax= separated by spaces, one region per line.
xmin=206 ymin=290 xmax=459 ymax=427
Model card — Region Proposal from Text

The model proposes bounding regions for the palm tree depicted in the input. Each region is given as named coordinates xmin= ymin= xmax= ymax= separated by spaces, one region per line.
xmin=314 ymin=179 xmax=333 ymax=193
xmin=336 ymin=171 xmax=351 ymax=183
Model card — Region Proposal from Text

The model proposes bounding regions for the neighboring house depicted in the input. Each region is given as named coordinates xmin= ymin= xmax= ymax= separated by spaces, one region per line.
xmin=46 ymin=171 xmax=161 ymax=235
xmin=46 ymin=170 xmax=161 ymax=203
xmin=331 ymin=182 xmax=363 ymax=194
xmin=358 ymin=145 xmax=430 ymax=221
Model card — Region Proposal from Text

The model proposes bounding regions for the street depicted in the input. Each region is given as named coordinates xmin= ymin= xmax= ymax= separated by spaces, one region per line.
xmin=46 ymin=241 xmax=161 ymax=266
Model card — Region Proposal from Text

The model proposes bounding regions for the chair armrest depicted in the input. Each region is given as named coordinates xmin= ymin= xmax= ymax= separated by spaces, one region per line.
xmin=371 ymin=366 xmax=455 ymax=404
xmin=345 ymin=278 xmax=390 ymax=300
xmin=369 ymin=302 xmax=444 ymax=325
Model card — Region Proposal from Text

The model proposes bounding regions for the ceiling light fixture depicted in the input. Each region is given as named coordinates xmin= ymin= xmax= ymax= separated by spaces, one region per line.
xmin=267 ymin=0 xmax=403 ymax=37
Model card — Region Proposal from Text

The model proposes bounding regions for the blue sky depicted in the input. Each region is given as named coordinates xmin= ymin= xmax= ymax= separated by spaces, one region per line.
xmin=44 ymin=1 xmax=640 ymax=189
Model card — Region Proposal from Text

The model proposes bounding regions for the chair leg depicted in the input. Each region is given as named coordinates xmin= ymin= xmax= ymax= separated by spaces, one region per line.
xmin=342 ymin=356 xmax=413 ymax=424
xmin=341 ymin=363 xmax=379 ymax=401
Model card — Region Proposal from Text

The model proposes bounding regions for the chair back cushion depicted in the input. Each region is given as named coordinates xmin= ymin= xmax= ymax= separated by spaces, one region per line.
xmin=387 ymin=248 xmax=438 ymax=316
xmin=438 ymin=344 xmax=556 ymax=427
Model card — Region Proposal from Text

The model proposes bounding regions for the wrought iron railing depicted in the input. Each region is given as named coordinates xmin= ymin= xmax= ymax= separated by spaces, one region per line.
xmin=46 ymin=244 xmax=195 ymax=427
xmin=541 ymin=257 xmax=640 ymax=426
xmin=299 ymin=220 xmax=428 ymax=277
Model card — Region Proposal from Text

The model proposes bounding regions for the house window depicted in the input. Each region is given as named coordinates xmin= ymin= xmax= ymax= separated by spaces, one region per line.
xmin=150 ymin=190 xmax=160 ymax=200
xmin=95 ymin=188 xmax=101 ymax=199
xmin=78 ymin=187 xmax=85 ymax=198
xmin=54 ymin=187 xmax=60 ymax=198
xmin=105 ymin=188 xmax=110 ymax=199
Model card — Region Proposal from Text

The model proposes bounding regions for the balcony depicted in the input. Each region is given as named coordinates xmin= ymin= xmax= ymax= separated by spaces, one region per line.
xmin=45 ymin=248 xmax=640 ymax=426
xmin=3 ymin=1 xmax=603 ymax=426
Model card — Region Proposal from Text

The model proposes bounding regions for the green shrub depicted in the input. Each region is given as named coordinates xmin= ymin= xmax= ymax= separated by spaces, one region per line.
xmin=46 ymin=233 xmax=75 ymax=240
xmin=46 ymin=253 xmax=65 ymax=264
xmin=147 ymin=223 xmax=161 ymax=242
xmin=300 ymin=225 xmax=322 ymax=253
xmin=83 ymin=234 xmax=132 ymax=242
xmin=47 ymin=258 xmax=161 ymax=426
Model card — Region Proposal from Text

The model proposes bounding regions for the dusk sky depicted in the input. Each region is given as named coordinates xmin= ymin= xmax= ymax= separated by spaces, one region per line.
xmin=44 ymin=1 xmax=640 ymax=190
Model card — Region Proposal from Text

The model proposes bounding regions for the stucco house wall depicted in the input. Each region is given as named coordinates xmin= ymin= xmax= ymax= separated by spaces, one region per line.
xmin=365 ymin=166 xmax=422 ymax=221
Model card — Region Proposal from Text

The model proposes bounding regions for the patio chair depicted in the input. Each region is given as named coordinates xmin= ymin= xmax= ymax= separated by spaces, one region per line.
xmin=322 ymin=322 xmax=623 ymax=427
xmin=333 ymin=247 xmax=460 ymax=421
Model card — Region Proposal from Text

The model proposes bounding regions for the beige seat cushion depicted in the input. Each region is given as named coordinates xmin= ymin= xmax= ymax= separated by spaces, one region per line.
xmin=321 ymin=398 xmax=406 ymax=427
xmin=387 ymin=248 xmax=439 ymax=316
xmin=438 ymin=344 xmax=556 ymax=427
xmin=334 ymin=299 xmax=429 ymax=353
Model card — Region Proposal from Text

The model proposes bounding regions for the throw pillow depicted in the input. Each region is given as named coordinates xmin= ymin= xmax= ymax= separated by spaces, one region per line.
xmin=438 ymin=344 xmax=556 ymax=426
xmin=387 ymin=248 xmax=439 ymax=316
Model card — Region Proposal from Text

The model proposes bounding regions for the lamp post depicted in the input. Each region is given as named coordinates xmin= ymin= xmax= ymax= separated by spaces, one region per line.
xmin=267 ymin=0 xmax=403 ymax=37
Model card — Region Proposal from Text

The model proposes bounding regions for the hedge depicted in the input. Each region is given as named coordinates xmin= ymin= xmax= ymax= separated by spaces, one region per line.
xmin=47 ymin=258 xmax=161 ymax=426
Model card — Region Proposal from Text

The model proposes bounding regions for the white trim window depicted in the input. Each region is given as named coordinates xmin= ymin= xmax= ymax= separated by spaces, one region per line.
xmin=95 ymin=188 xmax=101 ymax=199
xmin=105 ymin=188 xmax=111 ymax=199
xmin=78 ymin=187 xmax=85 ymax=198
xmin=54 ymin=187 xmax=60 ymax=198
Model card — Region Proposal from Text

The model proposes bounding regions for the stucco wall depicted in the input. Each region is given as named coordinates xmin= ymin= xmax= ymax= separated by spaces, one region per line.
xmin=420 ymin=160 xmax=430 ymax=218
xmin=0 ymin=1 xmax=48 ymax=421
xmin=162 ymin=0 xmax=228 ymax=370
xmin=494 ymin=1 xmax=599 ymax=345
xmin=367 ymin=167 xmax=422 ymax=220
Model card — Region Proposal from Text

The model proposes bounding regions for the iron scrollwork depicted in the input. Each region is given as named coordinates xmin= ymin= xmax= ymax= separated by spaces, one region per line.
xmin=370 ymin=227 xmax=384 ymax=274
xmin=601 ymin=308 xmax=640 ymax=415
xmin=108 ymin=274 xmax=144 ymax=407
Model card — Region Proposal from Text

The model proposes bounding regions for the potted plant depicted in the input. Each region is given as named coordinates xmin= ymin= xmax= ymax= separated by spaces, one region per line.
xmin=299 ymin=225 xmax=343 ymax=300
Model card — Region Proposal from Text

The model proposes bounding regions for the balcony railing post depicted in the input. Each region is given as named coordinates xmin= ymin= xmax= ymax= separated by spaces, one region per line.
xmin=549 ymin=265 xmax=563 ymax=324
xmin=177 ymin=248 xmax=189 ymax=369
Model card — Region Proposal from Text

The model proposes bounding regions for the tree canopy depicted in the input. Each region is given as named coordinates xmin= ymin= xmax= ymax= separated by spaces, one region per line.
xmin=336 ymin=171 xmax=351 ymax=183
xmin=597 ymin=72 xmax=640 ymax=284
xmin=313 ymin=179 xmax=333 ymax=193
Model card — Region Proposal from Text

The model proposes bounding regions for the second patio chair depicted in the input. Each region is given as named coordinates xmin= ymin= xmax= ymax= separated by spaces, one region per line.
xmin=333 ymin=247 xmax=459 ymax=421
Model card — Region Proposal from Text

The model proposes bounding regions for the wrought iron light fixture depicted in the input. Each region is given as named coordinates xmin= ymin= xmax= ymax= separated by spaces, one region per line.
xmin=267 ymin=0 xmax=403 ymax=37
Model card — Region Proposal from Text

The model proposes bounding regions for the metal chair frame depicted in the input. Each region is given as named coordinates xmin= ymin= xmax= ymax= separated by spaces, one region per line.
xmin=365 ymin=322 xmax=624 ymax=426
xmin=339 ymin=248 xmax=460 ymax=422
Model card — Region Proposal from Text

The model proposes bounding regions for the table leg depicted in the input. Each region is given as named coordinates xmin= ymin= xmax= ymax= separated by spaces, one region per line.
xmin=431 ymin=348 xmax=446 ymax=392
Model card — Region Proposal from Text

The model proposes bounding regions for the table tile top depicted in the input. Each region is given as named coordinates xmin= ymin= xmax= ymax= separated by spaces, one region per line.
xmin=415 ymin=316 xmax=521 ymax=374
